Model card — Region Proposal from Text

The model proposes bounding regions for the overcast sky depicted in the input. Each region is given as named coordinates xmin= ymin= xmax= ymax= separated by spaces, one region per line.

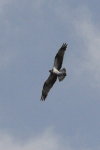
xmin=0 ymin=0 xmax=100 ymax=149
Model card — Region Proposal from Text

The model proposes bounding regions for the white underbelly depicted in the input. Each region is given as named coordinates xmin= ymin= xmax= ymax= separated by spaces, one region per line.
xmin=53 ymin=67 xmax=61 ymax=75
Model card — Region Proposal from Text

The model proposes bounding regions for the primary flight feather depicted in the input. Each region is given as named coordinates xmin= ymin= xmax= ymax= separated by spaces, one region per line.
xmin=41 ymin=43 xmax=68 ymax=101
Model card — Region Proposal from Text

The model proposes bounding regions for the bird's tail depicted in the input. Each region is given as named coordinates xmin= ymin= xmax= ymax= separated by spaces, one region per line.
xmin=58 ymin=68 xmax=67 ymax=82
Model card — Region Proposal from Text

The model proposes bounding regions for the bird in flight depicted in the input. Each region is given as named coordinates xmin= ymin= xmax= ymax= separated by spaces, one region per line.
xmin=40 ymin=43 xmax=68 ymax=101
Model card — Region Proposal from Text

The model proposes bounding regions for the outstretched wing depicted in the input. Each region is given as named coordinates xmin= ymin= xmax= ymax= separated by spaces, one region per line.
xmin=54 ymin=43 xmax=68 ymax=70
xmin=41 ymin=73 xmax=57 ymax=101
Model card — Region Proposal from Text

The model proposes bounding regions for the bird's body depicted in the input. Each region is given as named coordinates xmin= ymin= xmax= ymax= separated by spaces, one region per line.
xmin=41 ymin=43 xmax=68 ymax=101
xmin=52 ymin=67 xmax=62 ymax=75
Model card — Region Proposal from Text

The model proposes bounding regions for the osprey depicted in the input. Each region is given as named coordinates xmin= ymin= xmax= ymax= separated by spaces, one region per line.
xmin=41 ymin=43 xmax=68 ymax=101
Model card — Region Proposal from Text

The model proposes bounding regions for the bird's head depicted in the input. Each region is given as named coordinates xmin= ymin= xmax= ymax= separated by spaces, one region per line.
xmin=49 ymin=69 xmax=53 ymax=73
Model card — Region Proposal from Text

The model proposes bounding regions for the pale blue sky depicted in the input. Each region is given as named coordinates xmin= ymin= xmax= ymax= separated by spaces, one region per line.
xmin=0 ymin=0 xmax=100 ymax=149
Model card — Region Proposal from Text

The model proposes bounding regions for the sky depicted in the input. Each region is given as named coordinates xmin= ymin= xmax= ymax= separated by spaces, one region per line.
xmin=0 ymin=0 xmax=100 ymax=149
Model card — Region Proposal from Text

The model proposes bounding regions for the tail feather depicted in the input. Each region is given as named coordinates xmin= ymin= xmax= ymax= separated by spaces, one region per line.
xmin=58 ymin=68 xmax=67 ymax=82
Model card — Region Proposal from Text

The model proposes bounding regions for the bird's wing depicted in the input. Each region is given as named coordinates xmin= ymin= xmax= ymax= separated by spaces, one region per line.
xmin=41 ymin=73 xmax=57 ymax=101
xmin=54 ymin=43 xmax=68 ymax=70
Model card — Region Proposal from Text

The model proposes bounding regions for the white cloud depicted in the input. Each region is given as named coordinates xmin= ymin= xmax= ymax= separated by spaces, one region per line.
xmin=55 ymin=4 xmax=100 ymax=87
xmin=74 ymin=10 xmax=100 ymax=87
xmin=0 ymin=128 xmax=62 ymax=150
xmin=0 ymin=128 xmax=99 ymax=150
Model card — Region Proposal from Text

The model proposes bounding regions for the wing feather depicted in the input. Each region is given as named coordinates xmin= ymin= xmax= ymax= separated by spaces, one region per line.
xmin=41 ymin=73 xmax=57 ymax=101
xmin=54 ymin=43 xmax=67 ymax=70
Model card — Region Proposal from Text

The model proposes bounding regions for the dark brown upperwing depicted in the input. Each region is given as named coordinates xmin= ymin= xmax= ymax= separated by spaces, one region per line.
xmin=54 ymin=43 xmax=67 ymax=70
xmin=41 ymin=73 xmax=57 ymax=101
